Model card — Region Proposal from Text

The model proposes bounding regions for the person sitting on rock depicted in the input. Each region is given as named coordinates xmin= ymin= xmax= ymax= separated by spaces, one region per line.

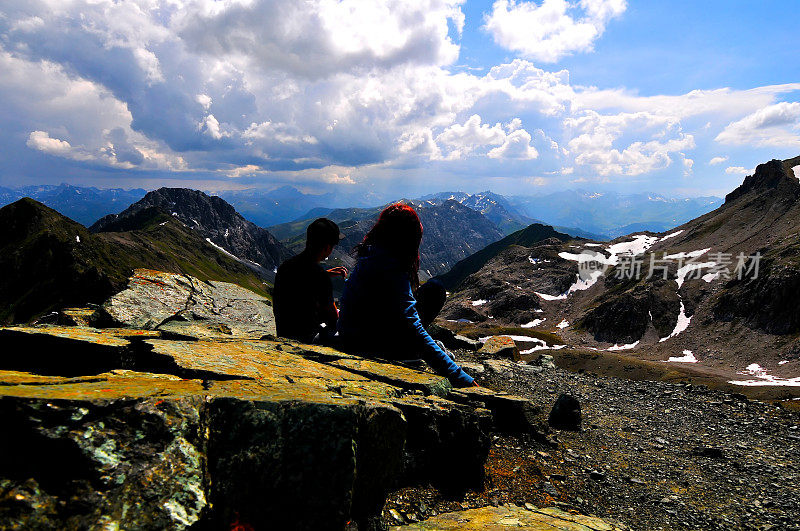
xmin=337 ymin=203 xmax=476 ymax=388
xmin=273 ymin=218 xmax=348 ymax=343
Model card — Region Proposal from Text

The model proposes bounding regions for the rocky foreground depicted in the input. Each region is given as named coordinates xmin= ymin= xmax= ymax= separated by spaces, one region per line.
xmin=0 ymin=269 xmax=627 ymax=530
xmin=383 ymin=346 xmax=800 ymax=531
xmin=2 ymin=269 xmax=797 ymax=530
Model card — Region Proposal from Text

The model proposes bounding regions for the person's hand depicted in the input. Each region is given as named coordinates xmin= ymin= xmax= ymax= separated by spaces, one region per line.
xmin=327 ymin=266 xmax=349 ymax=278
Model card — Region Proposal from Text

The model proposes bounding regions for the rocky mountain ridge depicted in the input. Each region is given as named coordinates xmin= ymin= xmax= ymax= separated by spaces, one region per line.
xmin=0 ymin=198 xmax=269 ymax=324
xmin=441 ymin=156 xmax=800 ymax=392
xmin=91 ymin=188 xmax=290 ymax=280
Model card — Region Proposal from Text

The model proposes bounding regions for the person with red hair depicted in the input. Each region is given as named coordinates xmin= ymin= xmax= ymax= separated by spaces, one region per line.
xmin=337 ymin=203 xmax=476 ymax=387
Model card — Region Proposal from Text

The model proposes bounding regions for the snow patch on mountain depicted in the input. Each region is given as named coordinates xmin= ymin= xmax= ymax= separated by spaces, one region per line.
xmin=664 ymin=350 xmax=697 ymax=363
xmin=607 ymin=341 xmax=640 ymax=351
xmin=729 ymin=364 xmax=800 ymax=387
xmin=659 ymin=301 xmax=692 ymax=342
xmin=659 ymin=230 xmax=684 ymax=242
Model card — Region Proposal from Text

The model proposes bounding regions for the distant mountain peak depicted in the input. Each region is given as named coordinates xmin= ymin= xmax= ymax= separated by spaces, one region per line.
xmin=724 ymin=157 xmax=800 ymax=204
xmin=91 ymin=187 xmax=289 ymax=279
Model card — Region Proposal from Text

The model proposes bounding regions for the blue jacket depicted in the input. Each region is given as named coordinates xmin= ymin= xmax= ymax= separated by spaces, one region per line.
xmin=337 ymin=246 xmax=474 ymax=387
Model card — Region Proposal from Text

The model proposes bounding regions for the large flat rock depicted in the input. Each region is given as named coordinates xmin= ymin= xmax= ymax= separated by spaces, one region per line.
xmin=392 ymin=505 xmax=627 ymax=530
xmin=0 ymin=322 xmax=548 ymax=529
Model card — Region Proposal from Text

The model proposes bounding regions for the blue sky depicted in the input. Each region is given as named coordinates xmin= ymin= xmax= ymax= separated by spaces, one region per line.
xmin=0 ymin=0 xmax=798 ymax=201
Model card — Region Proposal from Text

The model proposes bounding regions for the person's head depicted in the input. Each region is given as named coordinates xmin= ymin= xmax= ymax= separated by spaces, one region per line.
xmin=306 ymin=218 xmax=341 ymax=258
xmin=357 ymin=202 xmax=423 ymax=287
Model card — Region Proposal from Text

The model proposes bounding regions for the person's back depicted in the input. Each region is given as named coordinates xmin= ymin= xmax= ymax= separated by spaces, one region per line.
xmin=273 ymin=250 xmax=333 ymax=343
xmin=337 ymin=203 xmax=474 ymax=387
xmin=272 ymin=218 xmax=345 ymax=343
xmin=337 ymin=246 xmax=409 ymax=349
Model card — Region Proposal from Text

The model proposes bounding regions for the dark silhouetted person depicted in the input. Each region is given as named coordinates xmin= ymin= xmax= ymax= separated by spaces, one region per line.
xmin=337 ymin=203 xmax=476 ymax=387
xmin=273 ymin=218 xmax=347 ymax=343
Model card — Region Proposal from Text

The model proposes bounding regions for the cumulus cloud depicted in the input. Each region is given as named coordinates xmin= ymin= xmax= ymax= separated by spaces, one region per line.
xmin=725 ymin=166 xmax=753 ymax=175
xmin=0 ymin=0 xmax=799 ymax=192
xmin=177 ymin=0 xmax=464 ymax=78
xmin=715 ymin=101 xmax=800 ymax=147
xmin=487 ymin=128 xmax=538 ymax=159
xmin=436 ymin=115 xmax=506 ymax=159
xmin=484 ymin=0 xmax=626 ymax=63
xmin=709 ymin=156 xmax=728 ymax=165
xmin=27 ymin=131 xmax=85 ymax=159
xmin=564 ymin=110 xmax=693 ymax=176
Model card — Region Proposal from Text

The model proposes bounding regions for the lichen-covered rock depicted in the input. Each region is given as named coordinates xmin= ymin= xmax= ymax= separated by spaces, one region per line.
xmin=0 ymin=320 xmax=543 ymax=529
xmin=102 ymin=269 xmax=275 ymax=338
xmin=479 ymin=336 xmax=520 ymax=361
xmin=0 ymin=389 xmax=208 ymax=530
xmin=391 ymin=504 xmax=627 ymax=530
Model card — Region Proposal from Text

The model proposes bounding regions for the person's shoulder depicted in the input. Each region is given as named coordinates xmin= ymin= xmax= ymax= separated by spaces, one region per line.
xmin=278 ymin=252 xmax=308 ymax=271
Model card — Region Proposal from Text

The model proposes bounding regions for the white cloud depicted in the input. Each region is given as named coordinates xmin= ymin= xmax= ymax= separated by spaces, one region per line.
xmin=488 ymin=128 xmax=539 ymax=159
xmin=564 ymin=110 xmax=693 ymax=176
xmin=715 ymin=101 xmax=800 ymax=147
xmin=725 ymin=166 xmax=752 ymax=175
xmin=484 ymin=0 xmax=626 ymax=63
xmin=436 ymin=114 xmax=506 ymax=159
xmin=196 ymin=94 xmax=212 ymax=111
xmin=26 ymin=131 xmax=84 ymax=159
xmin=177 ymin=0 xmax=465 ymax=78
xmin=709 ymin=156 xmax=728 ymax=165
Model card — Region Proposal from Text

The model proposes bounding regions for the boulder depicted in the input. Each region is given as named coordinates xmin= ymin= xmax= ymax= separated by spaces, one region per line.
xmin=548 ymin=394 xmax=582 ymax=431
xmin=479 ymin=336 xmax=520 ymax=361
xmin=428 ymin=323 xmax=481 ymax=351
xmin=101 ymin=269 xmax=276 ymax=338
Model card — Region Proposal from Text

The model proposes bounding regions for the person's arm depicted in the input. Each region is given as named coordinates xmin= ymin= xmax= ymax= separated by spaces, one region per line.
xmin=326 ymin=266 xmax=348 ymax=278
xmin=319 ymin=267 xmax=338 ymax=330
xmin=388 ymin=274 xmax=474 ymax=387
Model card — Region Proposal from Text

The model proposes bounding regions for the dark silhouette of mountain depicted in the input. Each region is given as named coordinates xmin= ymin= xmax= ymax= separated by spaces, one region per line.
xmin=0 ymin=184 xmax=146 ymax=226
xmin=0 ymin=198 xmax=269 ymax=323
xmin=91 ymin=188 xmax=290 ymax=279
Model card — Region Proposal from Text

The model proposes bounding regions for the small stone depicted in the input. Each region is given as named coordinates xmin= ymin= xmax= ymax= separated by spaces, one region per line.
xmin=548 ymin=394 xmax=582 ymax=431
xmin=479 ymin=336 xmax=521 ymax=361
xmin=524 ymin=503 xmax=536 ymax=511
xmin=389 ymin=509 xmax=405 ymax=523
xmin=589 ymin=470 xmax=606 ymax=481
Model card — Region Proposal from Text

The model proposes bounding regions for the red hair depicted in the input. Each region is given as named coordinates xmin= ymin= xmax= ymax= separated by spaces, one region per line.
xmin=357 ymin=203 xmax=423 ymax=288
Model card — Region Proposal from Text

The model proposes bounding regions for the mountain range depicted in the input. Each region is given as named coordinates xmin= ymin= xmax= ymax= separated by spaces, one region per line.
xmin=0 ymin=184 xmax=146 ymax=226
xmin=0 ymin=183 xmax=724 ymax=242
xmin=269 ymin=199 xmax=505 ymax=280
xmin=505 ymin=190 xmax=723 ymax=239
xmin=4 ymin=157 xmax=795 ymax=390
xmin=440 ymin=155 xmax=800 ymax=388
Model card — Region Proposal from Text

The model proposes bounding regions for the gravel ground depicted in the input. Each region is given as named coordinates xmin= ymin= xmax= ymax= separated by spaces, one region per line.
xmin=383 ymin=353 xmax=800 ymax=530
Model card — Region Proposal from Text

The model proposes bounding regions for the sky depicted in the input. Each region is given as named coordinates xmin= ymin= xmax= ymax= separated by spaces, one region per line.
xmin=0 ymin=0 xmax=798 ymax=201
